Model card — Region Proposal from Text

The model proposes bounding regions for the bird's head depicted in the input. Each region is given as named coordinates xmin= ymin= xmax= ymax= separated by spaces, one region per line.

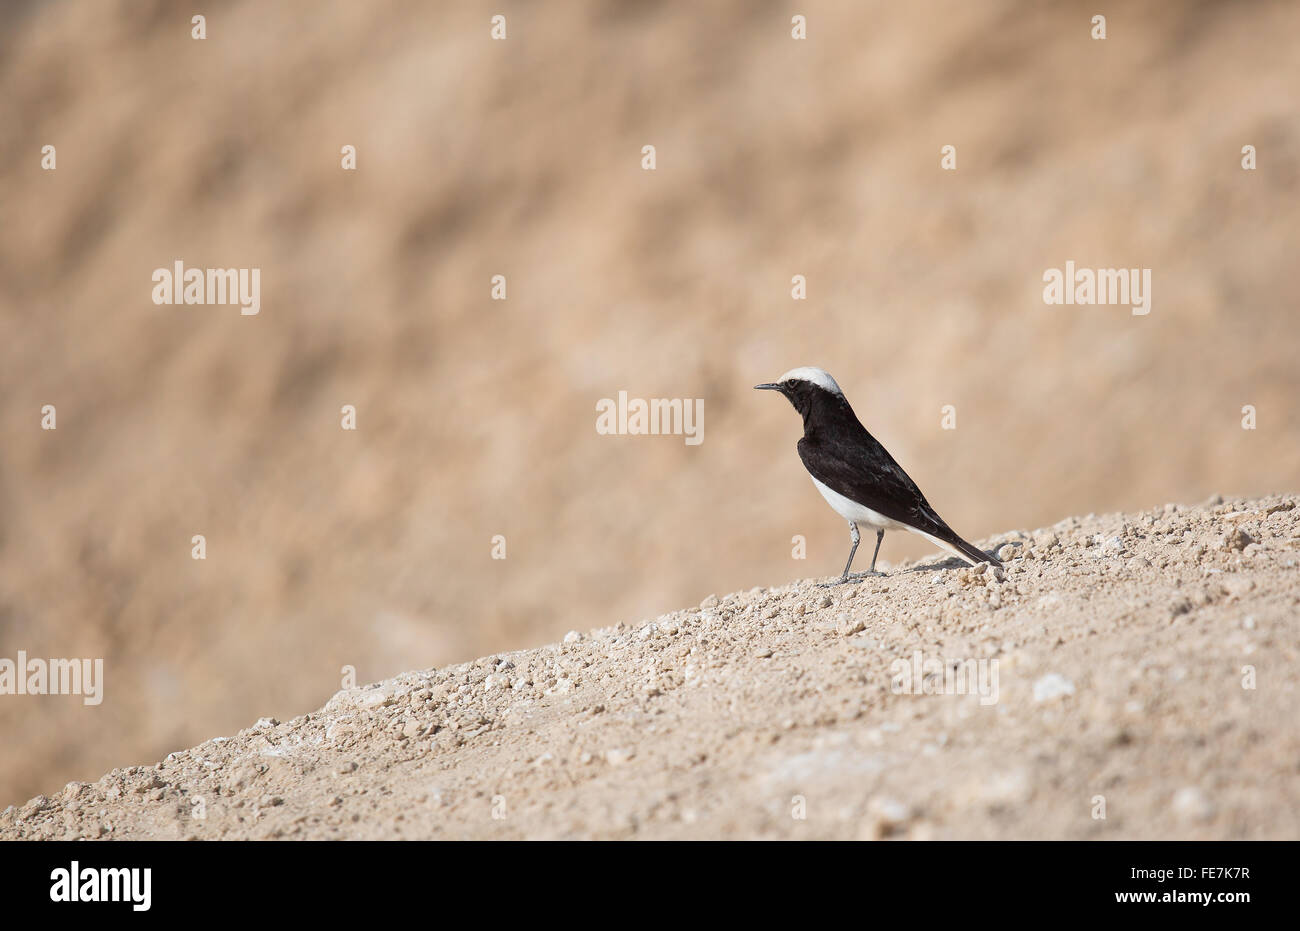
xmin=754 ymin=366 xmax=845 ymax=419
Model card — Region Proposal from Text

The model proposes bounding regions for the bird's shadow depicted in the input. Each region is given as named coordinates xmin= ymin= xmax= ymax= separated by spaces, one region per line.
xmin=896 ymin=557 xmax=969 ymax=575
xmin=891 ymin=544 xmax=1011 ymax=575
xmin=822 ymin=545 xmax=1012 ymax=585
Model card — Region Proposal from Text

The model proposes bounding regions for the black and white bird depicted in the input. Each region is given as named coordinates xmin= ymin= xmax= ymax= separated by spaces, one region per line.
xmin=755 ymin=366 xmax=1000 ymax=583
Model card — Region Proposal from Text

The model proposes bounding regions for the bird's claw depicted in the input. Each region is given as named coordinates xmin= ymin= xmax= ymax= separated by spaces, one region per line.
xmin=816 ymin=570 xmax=884 ymax=588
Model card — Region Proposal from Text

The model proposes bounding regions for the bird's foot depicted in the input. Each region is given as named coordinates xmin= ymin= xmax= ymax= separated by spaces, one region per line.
xmin=817 ymin=573 xmax=875 ymax=587
xmin=817 ymin=570 xmax=886 ymax=587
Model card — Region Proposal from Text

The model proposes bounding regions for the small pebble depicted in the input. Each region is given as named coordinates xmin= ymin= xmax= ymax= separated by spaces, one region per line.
xmin=1033 ymin=673 xmax=1075 ymax=702
xmin=1172 ymin=787 xmax=1215 ymax=822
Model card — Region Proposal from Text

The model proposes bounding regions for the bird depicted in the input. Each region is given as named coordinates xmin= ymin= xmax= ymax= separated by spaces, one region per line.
xmin=755 ymin=366 xmax=1000 ymax=584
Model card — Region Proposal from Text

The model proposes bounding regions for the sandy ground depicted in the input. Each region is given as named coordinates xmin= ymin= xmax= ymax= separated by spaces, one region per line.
xmin=4 ymin=495 xmax=1296 ymax=840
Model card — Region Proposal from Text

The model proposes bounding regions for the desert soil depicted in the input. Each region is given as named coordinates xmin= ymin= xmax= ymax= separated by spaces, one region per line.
xmin=3 ymin=495 xmax=1297 ymax=841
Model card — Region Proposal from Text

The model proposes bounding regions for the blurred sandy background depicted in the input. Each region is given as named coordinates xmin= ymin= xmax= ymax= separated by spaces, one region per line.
xmin=1 ymin=0 xmax=1297 ymax=806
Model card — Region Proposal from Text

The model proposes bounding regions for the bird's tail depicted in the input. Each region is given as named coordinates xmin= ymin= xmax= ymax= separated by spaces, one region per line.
xmin=921 ymin=527 xmax=1002 ymax=568
xmin=948 ymin=532 xmax=1001 ymax=568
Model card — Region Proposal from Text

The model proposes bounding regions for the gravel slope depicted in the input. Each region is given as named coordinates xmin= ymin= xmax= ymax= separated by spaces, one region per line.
xmin=4 ymin=496 xmax=1297 ymax=840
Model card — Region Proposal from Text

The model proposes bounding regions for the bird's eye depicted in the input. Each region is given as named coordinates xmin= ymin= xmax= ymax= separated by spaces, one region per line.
xmin=783 ymin=380 xmax=795 ymax=389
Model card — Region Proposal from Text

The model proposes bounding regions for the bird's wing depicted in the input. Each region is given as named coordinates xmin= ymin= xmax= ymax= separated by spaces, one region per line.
xmin=797 ymin=434 xmax=954 ymax=538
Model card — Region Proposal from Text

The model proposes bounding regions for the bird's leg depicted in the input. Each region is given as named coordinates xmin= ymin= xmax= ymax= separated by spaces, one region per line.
xmin=817 ymin=522 xmax=862 ymax=587
xmin=825 ymin=529 xmax=886 ymax=585
xmin=840 ymin=521 xmax=861 ymax=579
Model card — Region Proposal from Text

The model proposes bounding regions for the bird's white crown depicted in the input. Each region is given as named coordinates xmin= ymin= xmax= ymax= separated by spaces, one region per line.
xmin=776 ymin=366 xmax=843 ymax=396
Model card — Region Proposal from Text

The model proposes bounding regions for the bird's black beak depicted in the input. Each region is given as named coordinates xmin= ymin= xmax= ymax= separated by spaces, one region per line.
xmin=753 ymin=383 xmax=781 ymax=392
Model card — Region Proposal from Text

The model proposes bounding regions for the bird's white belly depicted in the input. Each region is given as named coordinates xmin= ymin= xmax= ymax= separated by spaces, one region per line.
xmin=810 ymin=476 xmax=978 ymax=566
xmin=810 ymin=477 xmax=909 ymax=531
